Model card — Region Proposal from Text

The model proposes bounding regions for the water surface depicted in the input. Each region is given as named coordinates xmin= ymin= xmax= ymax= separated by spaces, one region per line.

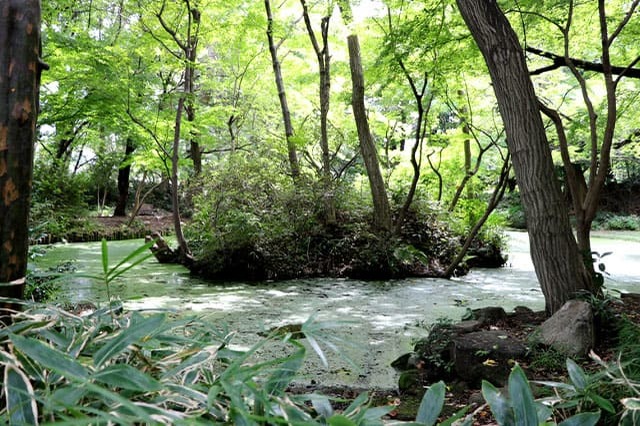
xmin=34 ymin=231 xmax=640 ymax=389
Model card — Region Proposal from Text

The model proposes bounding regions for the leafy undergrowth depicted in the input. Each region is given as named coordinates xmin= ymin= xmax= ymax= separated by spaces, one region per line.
xmin=0 ymin=304 xmax=394 ymax=425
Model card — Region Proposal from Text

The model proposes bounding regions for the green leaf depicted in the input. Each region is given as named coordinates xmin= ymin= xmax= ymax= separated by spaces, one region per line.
xmin=4 ymin=365 xmax=38 ymax=426
xmin=328 ymin=414 xmax=357 ymax=426
xmin=49 ymin=386 xmax=88 ymax=410
xmin=265 ymin=344 xmax=305 ymax=395
xmin=310 ymin=394 xmax=334 ymax=418
xmin=361 ymin=405 xmax=394 ymax=423
xmin=622 ymin=398 xmax=640 ymax=410
xmin=106 ymin=240 xmax=155 ymax=283
xmin=482 ymin=380 xmax=513 ymax=425
xmin=416 ymin=381 xmax=446 ymax=426
xmin=566 ymin=359 xmax=588 ymax=391
xmin=535 ymin=401 xmax=553 ymax=423
xmin=508 ymin=365 xmax=538 ymax=426
xmin=10 ymin=334 xmax=88 ymax=381
xmin=342 ymin=392 xmax=369 ymax=417
xmin=101 ymin=238 xmax=109 ymax=277
xmin=93 ymin=313 xmax=166 ymax=368
xmin=589 ymin=393 xmax=615 ymax=414
xmin=558 ymin=411 xmax=600 ymax=426
xmin=93 ymin=364 xmax=162 ymax=392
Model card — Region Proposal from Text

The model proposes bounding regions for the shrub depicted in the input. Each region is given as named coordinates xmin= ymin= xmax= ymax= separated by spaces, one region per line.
xmin=593 ymin=213 xmax=640 ymax=231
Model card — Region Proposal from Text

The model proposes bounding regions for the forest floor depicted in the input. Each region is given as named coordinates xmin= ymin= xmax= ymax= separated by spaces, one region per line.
xmin=94 ymin=212 xmax=175 ymax=235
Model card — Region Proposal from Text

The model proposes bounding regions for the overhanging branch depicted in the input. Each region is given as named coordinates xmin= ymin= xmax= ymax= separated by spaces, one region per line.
xmin=527 ymin=46 xmax=640 ymax=79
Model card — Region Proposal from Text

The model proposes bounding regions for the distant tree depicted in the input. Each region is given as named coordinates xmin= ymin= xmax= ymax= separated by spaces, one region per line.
xmin=0 ymin=0 xmax=46 ymax=314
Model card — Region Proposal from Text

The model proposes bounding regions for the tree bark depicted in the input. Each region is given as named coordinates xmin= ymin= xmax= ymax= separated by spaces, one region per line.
xmin=171 ymin=96 xmax=191 ymax=262
xmin=0 ymin=0 xmax=44 ymax=313
xmin=113 ymin=138 xmax=135 ymax=217
xmin=457 ymin=0 xmax=594 ymax=314
xmin=155 ymin=0 xmax=201 ymax=175
xmin=265 ymin=0 xmax=301 ymax=181
xmin=346 ymin=34 xmax=392 ymax=231
xmin=301 ymin=0 xmax=336 ymax=225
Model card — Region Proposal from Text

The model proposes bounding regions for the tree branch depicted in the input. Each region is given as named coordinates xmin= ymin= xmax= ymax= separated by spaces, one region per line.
xmin=526 ymin=46 xmax=640 ymax=79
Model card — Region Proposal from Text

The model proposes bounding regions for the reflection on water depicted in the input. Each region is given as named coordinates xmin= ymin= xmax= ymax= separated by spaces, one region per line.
xmin=33 ymin=231 xmax=640 ymax=389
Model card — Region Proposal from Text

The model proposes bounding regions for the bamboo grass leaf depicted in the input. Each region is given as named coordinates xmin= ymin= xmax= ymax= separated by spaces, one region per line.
xmin=106 ymin=240 xmax=155 ymax=282
xmin=93 ymin=313 xmax=166 ymax=368
xmin=416 ymin=381 xmax=445 ymax=426
xmin=92 ymin=364 xmax=162 ymax=392
xmin=4 ymin=364 xmax=38 ymax=426
xmin=10 ymin=334 xmax=88 ymax=380
xmin=101 ymin=238 xmax=109 ymax=277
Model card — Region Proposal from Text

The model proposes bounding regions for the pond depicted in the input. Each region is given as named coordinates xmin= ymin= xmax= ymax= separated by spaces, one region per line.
xmin=33 ymin=231 xmax=640 ymax=390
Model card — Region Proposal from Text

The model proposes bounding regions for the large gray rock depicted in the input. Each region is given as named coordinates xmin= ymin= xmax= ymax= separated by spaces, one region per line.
xmin=538 ymin=300 xmax=594 ymax=357
xmin=451 ymin=330 xmax=527 ymax=386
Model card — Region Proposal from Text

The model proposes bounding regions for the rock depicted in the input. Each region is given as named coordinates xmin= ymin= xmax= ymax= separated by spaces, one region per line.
xmin=398 ymin=370 xmax=422 ymax=393
xmin=138 ymin=203 xmax=155 ymax=216
xmin=513 ymin=305 xmax=533 ymax=315
xmin=451 ymin=330 xmax=527 ymax=386
xmin=621 ymin=292 xmax=640 ymax=303
xmin=472 ymin=306 xmax=507 ymax=325
xmin=452 ymin=320 xmax=483 ymax=334
xmin=391 ymin=353 xmax=420 ymax=371
xmin=538 ymin=300 xmax=594 ymax=357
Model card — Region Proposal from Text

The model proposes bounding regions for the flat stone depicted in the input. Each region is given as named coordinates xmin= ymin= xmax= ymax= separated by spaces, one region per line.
xmin=452 ymin=320 xmax=483 ymax=334
xmin=538 ymin=300 xmax=594 ymax=357
xmin=472 ymin=306 xmax=507 ymax=325
xmin=451 ymin=330 xmax=527 ymax=386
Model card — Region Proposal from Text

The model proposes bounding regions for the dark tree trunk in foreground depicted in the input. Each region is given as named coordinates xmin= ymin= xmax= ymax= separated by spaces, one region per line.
xmin=114 ymin=138 xmax=135 ymax=217
xmin=0 ymin=0 xmax=44 ymax=313
xmin=457 ymin=0 xmax=594 ymax=314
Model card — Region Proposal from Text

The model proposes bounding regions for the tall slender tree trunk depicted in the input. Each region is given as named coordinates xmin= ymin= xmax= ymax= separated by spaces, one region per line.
xmin=339 ymin=0 xmax=391 ymax=230
xmin=172 ymin=97 xmax=191 ymax=261
xmin=265 ymin=0 xmax=301 ymax=181
xmin=301 ymin=0 xmax=336 ymax=224
xmin=346 ymin=34 xmax=392 ymax=231
xmin=457 ymin=0 xmax=594 ymax=314
xmin=114 ymin=138 xmax=135 ymax=217
xmin=185 ymin=29 xmax=201 ymax=175
xmin=0 ymin=0 xmax=45 ymax=314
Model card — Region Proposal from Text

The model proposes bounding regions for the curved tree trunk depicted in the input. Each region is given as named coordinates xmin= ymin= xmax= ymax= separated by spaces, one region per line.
xmin=0 ymin=0 xmax=44 ymax=315
xmin=457 ymin=0 xmax=594 ymax=314
xmin=346 ymin=34 xmax=392 ymax=231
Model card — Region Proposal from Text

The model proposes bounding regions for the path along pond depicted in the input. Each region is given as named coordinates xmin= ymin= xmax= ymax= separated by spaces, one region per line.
xmin=34 ymin=231 xmax=640 ymax=390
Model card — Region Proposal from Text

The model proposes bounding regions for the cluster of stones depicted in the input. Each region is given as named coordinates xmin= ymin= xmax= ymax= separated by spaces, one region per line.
xmin=393 ymin=299 xmax=597 ymax=390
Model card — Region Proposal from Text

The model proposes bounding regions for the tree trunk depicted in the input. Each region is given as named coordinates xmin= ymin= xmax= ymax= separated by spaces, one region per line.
xmin=114 ymin=138 xmax=135 ymax=217
xmin=185 ymin=39 xmax=201 ymax=175
xmin=265 ymin=0 xmax=300 ymax=181
xmin=301 ymin=0 xmax=336 ymax=225
xmin=0 ymin=0 xmax=44 ymax=314
xmin=346 ymin=34 xmax=392 ymax=231
xmin=457 ymin=0 xmax=594 ymax=314
xmin=172 ymin=96 xmax=191 ymax=262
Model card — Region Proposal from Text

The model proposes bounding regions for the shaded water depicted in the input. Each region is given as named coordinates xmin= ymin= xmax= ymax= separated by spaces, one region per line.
xmin=34 ymin=231 xmax=640 ymax=389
